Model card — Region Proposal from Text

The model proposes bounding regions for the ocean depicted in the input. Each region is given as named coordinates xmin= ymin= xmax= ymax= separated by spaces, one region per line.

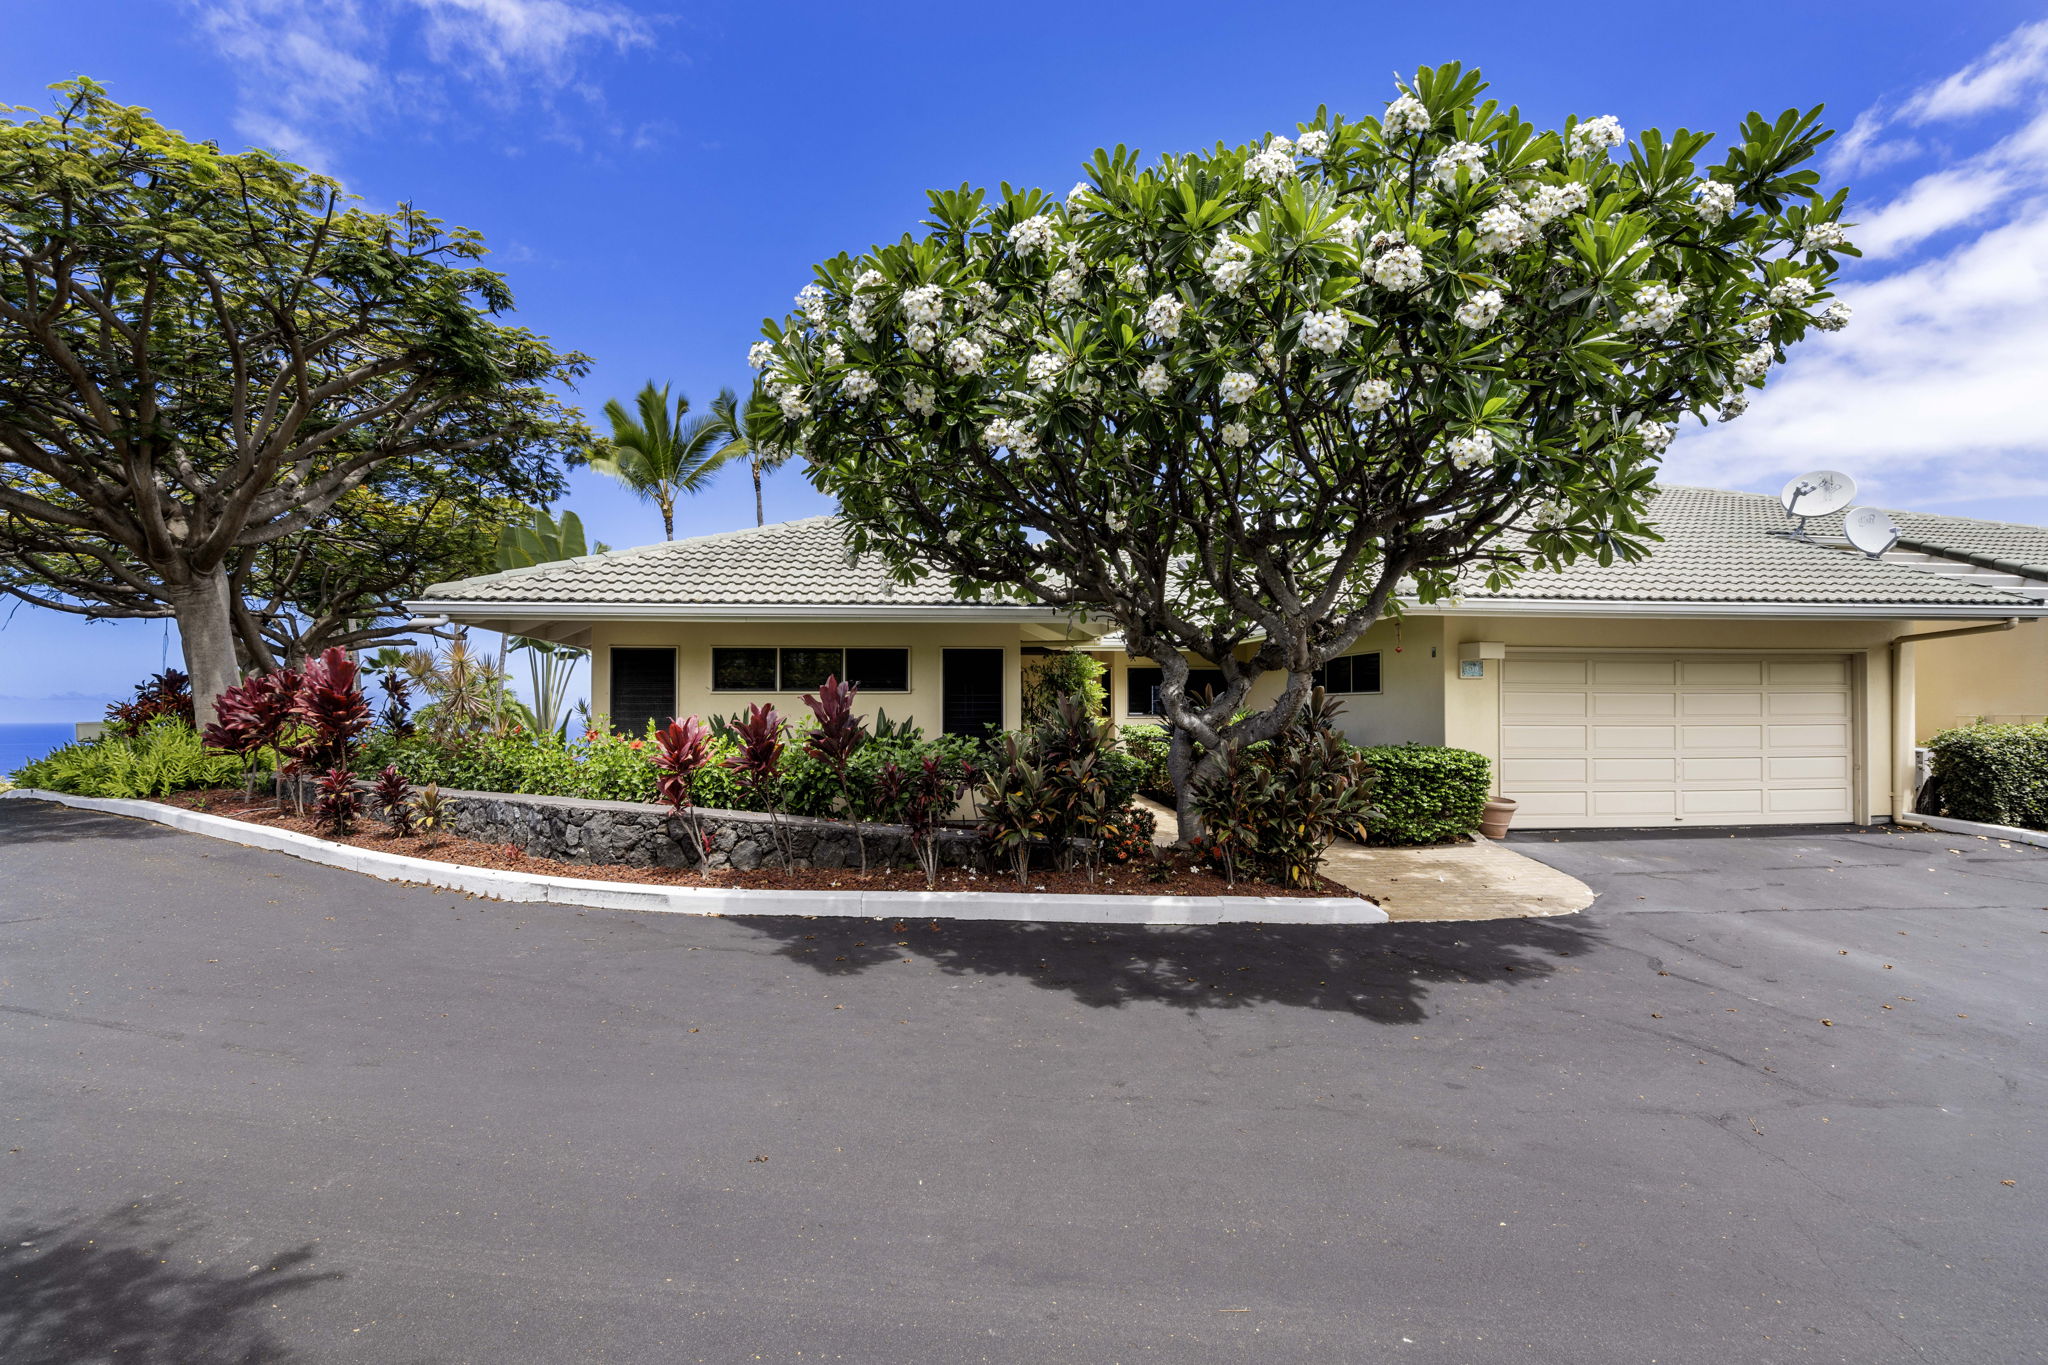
xmin=0 ymin=722 xmax=79 ymax=779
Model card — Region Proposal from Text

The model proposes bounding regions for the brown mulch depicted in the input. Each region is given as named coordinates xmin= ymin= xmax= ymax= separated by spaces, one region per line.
xmin=155 ymin=789 xmax=1358 ymax=900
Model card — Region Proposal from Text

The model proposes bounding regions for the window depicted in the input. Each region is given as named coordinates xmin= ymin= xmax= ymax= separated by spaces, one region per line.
xmin=845 ymin=648 xmax=910 ymax=692
xmin=1125 ymin=666 xmax=1227 ymax=716
xmin=1315 ymin=652 xmax=1382 ymax=694
xmin=609 ymin=648 xmax=676 ymax=736
xmin=709 ymin=646 xmax=911 ymax=692
xmin=711 ymin=647 xmax=776 ymax=691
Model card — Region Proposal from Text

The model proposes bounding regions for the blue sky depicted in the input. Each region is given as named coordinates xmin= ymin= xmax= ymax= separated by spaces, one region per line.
xmin=5 ymin=1 xmax=2047 ymax=723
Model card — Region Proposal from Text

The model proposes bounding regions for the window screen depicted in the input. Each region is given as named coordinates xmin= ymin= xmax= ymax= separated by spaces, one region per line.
xmin=609 ymin=648 xmax=675 ymax=735
xmin=1315 ymin=652 xmax=1382 ymax=694
xmin=711 ymin=647 xmax=776 ymax=691
xmin=1125 ymin=666 xmax=1228 ymax=716
xmin=778 ymin=647 xmax=843 ymax=692
xmin=845 ymin=648 xmax=910 ymax=692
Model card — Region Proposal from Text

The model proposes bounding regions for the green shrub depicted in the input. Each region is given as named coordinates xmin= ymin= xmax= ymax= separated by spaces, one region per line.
xmin=9 ymin=718 xmax=242 ymax=798
xmin=1118 ymin=724 xmax=1171 ymax=794
xmin=1926 ymin=722 xmax=2048 ymax=830
xmin=1354 ymin=744 xmax=1492 ymax=845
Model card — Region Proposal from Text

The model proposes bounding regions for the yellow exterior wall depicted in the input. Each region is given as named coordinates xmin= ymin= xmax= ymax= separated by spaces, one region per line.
xmin=1911 ymin=618 xmax=2048 ymax=737
xmin=588 ymin=619 xmax=1024 ymax=734
xmin=1436 ymin=615 xmax=1903 ymax=820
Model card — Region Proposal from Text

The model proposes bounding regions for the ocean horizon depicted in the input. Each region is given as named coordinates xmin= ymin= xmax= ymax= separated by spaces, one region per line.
xmin=0 ymin=722 xmax=79 ymax=777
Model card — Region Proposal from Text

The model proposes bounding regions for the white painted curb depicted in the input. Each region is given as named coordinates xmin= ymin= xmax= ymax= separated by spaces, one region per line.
xmin=1900 ymin=809 xmax=2048 ymax=852
xmin=2 ymin=789 xmax=1388 ymax=927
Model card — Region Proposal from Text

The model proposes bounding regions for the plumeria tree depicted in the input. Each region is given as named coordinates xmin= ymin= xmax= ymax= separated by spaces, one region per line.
xmin=749 ymin=63 xmax=1855 ymax=836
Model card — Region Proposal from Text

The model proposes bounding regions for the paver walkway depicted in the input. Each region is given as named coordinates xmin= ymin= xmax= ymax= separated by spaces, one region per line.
xmin=1136 ymin=795 xmax=1596 ymax=920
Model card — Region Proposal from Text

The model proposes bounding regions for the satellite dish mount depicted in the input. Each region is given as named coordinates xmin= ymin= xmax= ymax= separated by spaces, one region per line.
xmin=1779 ymin=470 xmax=1857 ymax=542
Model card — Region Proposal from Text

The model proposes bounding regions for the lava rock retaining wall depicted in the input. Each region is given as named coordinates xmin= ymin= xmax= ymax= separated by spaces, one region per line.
xmin=434 ymin=786 xmax=983 ymax=872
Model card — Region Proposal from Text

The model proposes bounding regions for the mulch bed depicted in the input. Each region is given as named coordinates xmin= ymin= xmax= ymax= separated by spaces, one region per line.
xmin=155 ymin=790 xmax=1359 ymax=900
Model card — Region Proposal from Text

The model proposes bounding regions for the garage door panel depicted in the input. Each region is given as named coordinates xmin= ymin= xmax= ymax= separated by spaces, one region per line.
xmin=1502 ymin=758 xmax=1588 ymax=783
xmin=1501 ymin=652 xmax=1855 ymax=829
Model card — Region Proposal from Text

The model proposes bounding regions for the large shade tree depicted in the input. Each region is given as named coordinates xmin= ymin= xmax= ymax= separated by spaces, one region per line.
xmin=0 ymin=80 xmax=591 ymax=725
xmin=749 ymin=63 xmax=1855 ymax=835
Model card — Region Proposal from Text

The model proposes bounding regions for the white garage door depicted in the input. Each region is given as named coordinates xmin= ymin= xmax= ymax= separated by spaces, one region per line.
xmin=1499 ymin=653 xmax=1855 ymax=828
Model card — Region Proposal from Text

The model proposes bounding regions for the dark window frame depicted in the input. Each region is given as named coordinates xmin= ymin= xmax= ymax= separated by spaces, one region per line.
xmin=707 ymin=645 xmax=912 ymax=693
xmin=1314 ymin=651 xmax=1384 ymax=695
xmin=609 ymin=646 xmax=678 ymax=736
xmin=1124 ymin=665 xmax=1229 ymax=717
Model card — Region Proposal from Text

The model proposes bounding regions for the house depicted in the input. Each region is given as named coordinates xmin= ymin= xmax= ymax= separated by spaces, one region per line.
xmin=409 ymin=486 xmax=2048 ymax=831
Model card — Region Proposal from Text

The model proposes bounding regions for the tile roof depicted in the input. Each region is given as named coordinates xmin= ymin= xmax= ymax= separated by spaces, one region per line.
xmin=1465 ymin=486 xmax=2043 ymax=607
xmin=418 ymin=489 xmax=2048 ymax=615
xmin=422 ymin=516 xmax=974 ymax=606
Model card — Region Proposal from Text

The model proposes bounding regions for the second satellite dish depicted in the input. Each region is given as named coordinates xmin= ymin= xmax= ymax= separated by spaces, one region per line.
xmin=1779 ymin=470 xmax=1857 ymax=539
xmin=1845 ymin=505 xmax=1903 ymax=559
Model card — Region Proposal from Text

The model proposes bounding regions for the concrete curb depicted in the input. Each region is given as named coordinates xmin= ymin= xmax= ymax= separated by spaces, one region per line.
xmin=1 ymin=789 xmax=1389 ymax=928
xmin=1900 ymin=809 xmax=2048 ymax=851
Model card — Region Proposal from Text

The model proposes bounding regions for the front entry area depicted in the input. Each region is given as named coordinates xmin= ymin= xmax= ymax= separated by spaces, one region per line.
xmin=1499 ymin=651 xmax=1856 ymax=828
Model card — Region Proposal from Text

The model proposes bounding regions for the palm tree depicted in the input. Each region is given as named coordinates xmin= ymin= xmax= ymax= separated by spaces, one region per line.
xmin=586 ymin=383 xmax=733 ymax=540
xmin=492 ymin=508 xmax=610 ymax=736
xmin=715 ymin=384 xmax=796 ymax=526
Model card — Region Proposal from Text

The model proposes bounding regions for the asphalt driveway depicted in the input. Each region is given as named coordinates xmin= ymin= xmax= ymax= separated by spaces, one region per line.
xmin=3 ymin=800 xmax=2044 ymax=1365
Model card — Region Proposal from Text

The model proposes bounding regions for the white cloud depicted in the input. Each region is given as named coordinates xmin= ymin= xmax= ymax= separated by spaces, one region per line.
xmin=187 ymin=0 xmax=653 ymax=168
xmin=1670 ymin=19 xmax=2048 ymax=515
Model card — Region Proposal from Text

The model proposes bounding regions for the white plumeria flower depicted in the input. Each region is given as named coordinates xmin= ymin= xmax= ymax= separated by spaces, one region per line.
xmin=1350 ymin=378 xmax=1393 ymax=414
xmin=944 ymin=336 xmax=987 ymax=375
xmin=1447 ymin=430 xmax=1494 ymax=470
xmin=1120 ymin=261 xmax=1149 ymax=290
xmin=854 ymin=268 xmax=886 ymax=290
xmin=1569 ymin=115 xmax=1625 ymax=158
xmin=1245 ymin=135 xmax=1297 ymax=186
xmin=964 ymin=281 xmax=999 ymax=316
xmin=1813 ymin=300 xmax=1854 ymax=332
xmin=1518 ymin=180 xmax=1589 ymax=226
xmin=903 ymin=383 xmax=937 ymax=417
xmin=1047 ymin=267 xmax=1084 ymax=305
xmin=1717 ymin=387 xmax=1749 ymax=420
xmin=1006 ymin=214 xmax=1060 ymax=255
xmin=1138 ymin=362 xmax=1171 ymax=399
xmin=1473 ymin=204 xmax=1529 ymax=254
xmin=1384 ymin=94 xmax=1430 ymax=135
xmin=901 ymin=284 xmax=945 ymax=327
xmin=1694 ymin=181 xmax=1737 ymax=224
xmin=1299 ymin=309 xmax=1349 ymax=353
xmin=1745 ymin=314 xmax=1774 ymax=339
xmin=823 ymin=341 xmax=845 ymax=366
xmin=907 ymin=323 xmax=937 ymax=353
xmin=1733 ymin=344 xmax=1774 ymax=383
xmin=1205 ymin=236 xmax=1255 ymax=293
xmin=1769 ymin=275 xmax=1818 ymax=306
xmin=775 ymin=385 xmax=812 ymax=421
xmin=1144 ymin=293 xmax=1185 ymax=338
xmin=1634 ymin=422 xmax=1674 ymax=454
xmin=1027 ymin=351 xmax=1067 ymax=391
xmin=840 ymin=369 xmax=876 ymax=401
xmin=1218 ymin=370 xmax=1260 ymax=405
xmin=795 ymin=283 xmax=830 ymax=325
xmin=1618 ymin=281 xmax=1688 ymax=334
xmin=1455 ymin=288 xmax=1505 ymax=330
xmin=1256 ymin=339 xmax=1280 ymax=374
xmin=1531 ymin=499 xmax=1567 ymax=529
xmin=1295 ymin=127 xmax=1331 ymax=159
xmin=1370 ymin=243 xmax=1426 ymax=291
xmin=1802 ymin=221 xmax=1848 ymax=252
xmin=984 ymin=416 xmax=1039 ymax=457
xmin=1067 ymin=181 xmax=1094 ymax=206
xmin=1220 ymin=420 xmax=1252 ymax=448
xmin=747 ymin=340 xmax=775 ymax=370
xmin=1429 ymin=141 xmax=1489 ymax=189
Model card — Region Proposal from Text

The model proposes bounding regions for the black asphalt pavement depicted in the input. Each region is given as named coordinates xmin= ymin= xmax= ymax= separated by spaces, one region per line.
xmin=3 ymin=799 xmax=2044 ymax=1364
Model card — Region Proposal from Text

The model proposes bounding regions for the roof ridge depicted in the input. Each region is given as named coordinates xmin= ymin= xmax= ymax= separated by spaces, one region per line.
xmin=425 ymin=515 xmax=846 ymax=595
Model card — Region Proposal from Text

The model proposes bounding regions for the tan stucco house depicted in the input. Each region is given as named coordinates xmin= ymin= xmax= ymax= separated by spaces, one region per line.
xmin=410 ymin=486 xmax=2048 ymax=832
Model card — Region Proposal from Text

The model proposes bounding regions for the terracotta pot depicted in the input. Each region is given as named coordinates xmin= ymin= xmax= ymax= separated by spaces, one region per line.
xmin=1479 ymin=796 xmax=1518 ymax=840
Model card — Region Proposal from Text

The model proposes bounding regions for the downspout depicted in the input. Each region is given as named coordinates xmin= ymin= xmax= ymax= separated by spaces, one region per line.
xmin=1890 ymin=618 xmax=2019 ymax=819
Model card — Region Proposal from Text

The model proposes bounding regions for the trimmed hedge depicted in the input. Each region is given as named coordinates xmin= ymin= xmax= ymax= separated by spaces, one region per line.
xmin=1926 ymin=722 xmax=2048 ymax=831
xmin=1354 ymin=744 xmax=1492 ymax=845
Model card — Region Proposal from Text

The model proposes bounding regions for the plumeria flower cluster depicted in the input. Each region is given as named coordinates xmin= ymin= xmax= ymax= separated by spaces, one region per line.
xmin=1299 ymin=309 xmax=1349 ymax=353
xmin=1618 ymin=282 xmax=1688 ymax=334
xmin=1568 ymin=115 xmax=1625 ymax=159
xmin=1246 ymin=135 xmax=1298 ymax=186
xmin=1455 ymin=289 xmax=1505 ymax=330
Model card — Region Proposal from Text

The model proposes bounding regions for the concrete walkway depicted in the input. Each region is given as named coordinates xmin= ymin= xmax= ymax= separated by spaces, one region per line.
xmin=1135 ymin=796 xmax=1596 ymax=921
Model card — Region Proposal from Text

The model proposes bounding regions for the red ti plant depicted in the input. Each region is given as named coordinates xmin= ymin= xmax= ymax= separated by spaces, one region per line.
xmin=293 ymin=647 xmax=372 ymax=774
xmin=314 ymin=766 xmax=361 ymax=837
xmin=204 ymin=668 xmax=303 ymax=802
xmin=876 ymin=757 xmax=962 ymax=889
xmin=372 ymin=765 xmax=414 ymax=836
xmin=106 ymin=669 xmax=193 ymax=730
xmin=725 ymin=702 xmax=789 ymax=865
xmin=802 ymin=675 xmax=869 ymax=870
xmin=651 ymin=715 xmax=715 ymax=866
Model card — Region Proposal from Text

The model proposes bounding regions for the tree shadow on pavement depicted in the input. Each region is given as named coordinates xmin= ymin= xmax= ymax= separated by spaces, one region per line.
xmin=0 ymin=800 xmax=179 ymax=846
xmin=732 ymin=912 xmax=1598 ymax=1024
xmin=0 ymin=1203 xmax=340 ymax=1365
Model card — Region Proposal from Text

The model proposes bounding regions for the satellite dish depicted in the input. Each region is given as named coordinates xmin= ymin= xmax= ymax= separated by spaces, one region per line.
xmin=1845 ymin=505 xmax=1902 ymax=559
xmin=1779 ymin=470 xmax=1857 ymax=539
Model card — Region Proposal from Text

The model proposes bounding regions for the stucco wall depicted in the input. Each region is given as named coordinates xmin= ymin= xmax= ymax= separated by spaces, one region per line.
xmin=588 ymin=619 xmax=1025 ymax=735
xmin=1911 ymin=618 xmax=2048 ymax=737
